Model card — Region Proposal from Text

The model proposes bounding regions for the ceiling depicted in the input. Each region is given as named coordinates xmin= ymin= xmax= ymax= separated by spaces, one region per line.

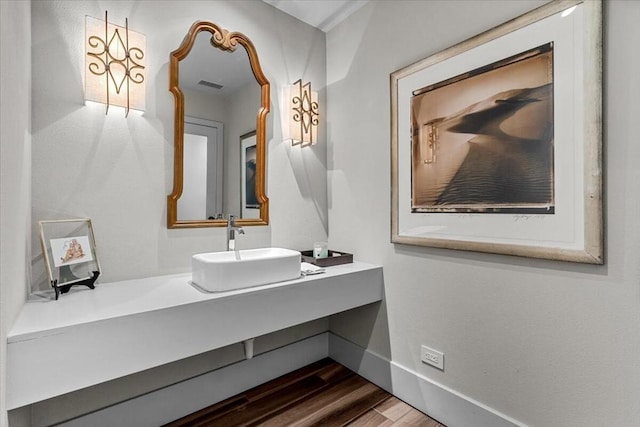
xmin=262 ymin=0 xmax=369 ymax=32
xmin=180 ymin=1 xmax=371 ymax=95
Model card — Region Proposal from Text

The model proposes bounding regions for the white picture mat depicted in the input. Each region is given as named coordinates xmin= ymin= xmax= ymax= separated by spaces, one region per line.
xmin=396 ymin=5 xmax=585 ymax=249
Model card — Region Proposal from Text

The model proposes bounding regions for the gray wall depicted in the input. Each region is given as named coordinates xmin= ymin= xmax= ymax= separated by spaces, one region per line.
xmin=5 ymin=0 xmax=328 ymax=425
xmin=5 ymin=0 xmax=639 ymax=426
xmin=29 ymin=0 xmax=328 ymax=289
xmin=327 ymin=1 xmax=640 ymax=425
xmin=0 ymin=1 xmax=32 ymax=426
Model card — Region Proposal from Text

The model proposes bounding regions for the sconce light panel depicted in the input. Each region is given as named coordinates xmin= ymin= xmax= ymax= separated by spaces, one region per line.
xmin=85 ymin=12 xmax=146 ymax=116
xmin=286 ymin=79 xmax=318 ymax=147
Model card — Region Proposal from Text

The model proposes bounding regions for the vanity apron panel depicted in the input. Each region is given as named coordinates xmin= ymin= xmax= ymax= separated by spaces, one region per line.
xmin=6 ymin=262 xmax=383 ymax=409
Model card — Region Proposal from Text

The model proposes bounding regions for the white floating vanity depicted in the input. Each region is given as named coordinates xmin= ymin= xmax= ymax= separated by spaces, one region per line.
xmin=6 ymin=261 xmax=383 ymax=410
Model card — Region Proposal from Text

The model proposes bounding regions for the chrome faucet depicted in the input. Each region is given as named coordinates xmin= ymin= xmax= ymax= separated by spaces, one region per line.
xmin=227 ymin=215 xmax=245 ymax=251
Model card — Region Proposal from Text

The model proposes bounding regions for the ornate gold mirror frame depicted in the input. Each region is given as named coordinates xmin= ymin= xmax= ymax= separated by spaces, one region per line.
xmin=167 ymin=21 xmax=270 ymax=228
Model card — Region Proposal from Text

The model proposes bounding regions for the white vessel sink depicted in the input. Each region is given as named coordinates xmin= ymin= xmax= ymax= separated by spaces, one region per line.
xmin=192 ymin=248 xmax=302 ymax=292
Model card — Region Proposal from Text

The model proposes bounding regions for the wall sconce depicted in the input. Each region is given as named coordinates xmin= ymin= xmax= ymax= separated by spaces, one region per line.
xmin=85 ymin=11 xmax=145 ymax=117
xmin=285 ymin=79 xmax=319 ymax=147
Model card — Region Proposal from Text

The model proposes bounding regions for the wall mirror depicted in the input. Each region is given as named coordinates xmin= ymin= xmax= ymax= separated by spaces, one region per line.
xmin=168 ymin=21 xmax=270 ymax=228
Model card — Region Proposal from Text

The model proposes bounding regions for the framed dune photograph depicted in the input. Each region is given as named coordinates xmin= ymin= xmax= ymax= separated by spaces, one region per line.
xmin=391 ymin=0 xmax=602 ymax=263
xmin=411 ymin=43 xmax=554 ymax=214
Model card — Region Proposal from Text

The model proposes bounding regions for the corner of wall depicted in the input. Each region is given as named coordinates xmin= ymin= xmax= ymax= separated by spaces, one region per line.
xmin=0 ymin=0 xmax=32 ymax=425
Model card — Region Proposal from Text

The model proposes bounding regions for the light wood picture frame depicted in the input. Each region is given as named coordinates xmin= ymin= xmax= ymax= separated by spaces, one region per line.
xmin=39 ymin=219 xmax=101 ymax=298
xmin=390 ymin=0 xmax=602 ymax=263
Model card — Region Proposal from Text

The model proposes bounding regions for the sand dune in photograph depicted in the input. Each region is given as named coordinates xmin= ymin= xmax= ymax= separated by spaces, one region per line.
xmin=413 ymin=83 xmax=554 ymax=212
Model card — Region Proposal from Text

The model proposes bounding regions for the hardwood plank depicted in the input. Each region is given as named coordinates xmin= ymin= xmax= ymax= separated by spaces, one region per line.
xmin=243 ymin=357 xmax=336 ymax=402
xmin=347 ymin=408 xmax=394 ymax=426
xmin=311 ymin=387 xmax=391 ymax=426
xmin=162 ymin=395 xmax=248 ymax=427
xmin=204 ymin=375 xmax=330 ymax=426
xmin=289 ymin=381 xmax=391 ymax=426
xmin=259 ymin=374 xmax=373 ymax=427
xmin=164 ymin=358 xmax=340 ymax=427
xmin=164 ymin=359 xmax=446 ymax=427
xmin=374 ymin=396 xmax=413 ymax=422
xmin=392 ymin=406 xmax=443 ymax=427
xmin=315 ymin=359 xmax=353 ymax=383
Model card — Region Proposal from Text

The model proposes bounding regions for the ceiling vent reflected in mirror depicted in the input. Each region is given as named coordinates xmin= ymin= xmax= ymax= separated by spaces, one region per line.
xmin=198 ymin=80 xmax=224 ymax=90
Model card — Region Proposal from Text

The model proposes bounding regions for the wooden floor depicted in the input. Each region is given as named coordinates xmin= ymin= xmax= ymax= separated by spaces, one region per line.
xmin=164 ymin=358 xmax=445 ymax=427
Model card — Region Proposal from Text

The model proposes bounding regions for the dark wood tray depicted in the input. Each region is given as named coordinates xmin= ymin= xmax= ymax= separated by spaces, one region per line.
xmin=301 ymin=250 xmax=353 ymax=267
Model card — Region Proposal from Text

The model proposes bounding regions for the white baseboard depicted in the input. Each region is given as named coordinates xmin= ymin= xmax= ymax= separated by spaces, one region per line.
xmin=329 ymin=334 xmax=526 ymax=427
xmin=60 ymin=333 xmax=329 ymax=427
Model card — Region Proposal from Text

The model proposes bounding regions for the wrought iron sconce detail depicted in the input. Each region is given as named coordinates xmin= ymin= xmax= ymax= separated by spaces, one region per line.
xmin=85 ymin=11 xmax=145 ymax=116
xmin=286 ymin=79 xmax=319 ymax=147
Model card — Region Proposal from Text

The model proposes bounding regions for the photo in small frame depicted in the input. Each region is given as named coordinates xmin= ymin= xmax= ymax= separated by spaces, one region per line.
xmin=50 ymin=235 xmax=94 ymax=267
xmin=39 ymin=219 xmax=101 ymax=295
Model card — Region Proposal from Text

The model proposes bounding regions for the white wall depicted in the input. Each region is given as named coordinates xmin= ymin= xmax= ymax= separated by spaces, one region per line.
xmin=13 ymin=0 xmax=640 ymax=426
xmin=0 ymin=1 xmax=32 ymax=427
xmin=3 ymin=0 xmax=328 ymax=424
xmin=30 ymin=0 xmax=328 ymax=289
xmin=183 ymin=87 xmax=229 ymax=124
xmin=327 ymin=1 xmax=640 ymax=426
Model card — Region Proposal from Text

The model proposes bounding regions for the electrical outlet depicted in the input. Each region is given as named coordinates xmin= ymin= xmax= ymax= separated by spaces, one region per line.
xmin=421 ymin=345 xmax=444 ymax=370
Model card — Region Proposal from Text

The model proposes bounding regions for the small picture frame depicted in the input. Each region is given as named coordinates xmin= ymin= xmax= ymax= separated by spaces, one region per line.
xmin=39 ymin=219 xmax=101 ymax=299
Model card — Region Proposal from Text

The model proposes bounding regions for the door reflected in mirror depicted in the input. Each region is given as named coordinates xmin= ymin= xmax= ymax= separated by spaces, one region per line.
xmin=179 ymin=118 xmax=223 ymax=220
xmin=168 ymin=21 xmax=270 ymax=228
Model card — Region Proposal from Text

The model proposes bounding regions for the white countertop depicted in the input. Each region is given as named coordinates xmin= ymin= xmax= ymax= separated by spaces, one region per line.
xmin=7 ymin=261 xmax=384 ymax=409
xmin=9 ymin=262 xmax=377 ymax=343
